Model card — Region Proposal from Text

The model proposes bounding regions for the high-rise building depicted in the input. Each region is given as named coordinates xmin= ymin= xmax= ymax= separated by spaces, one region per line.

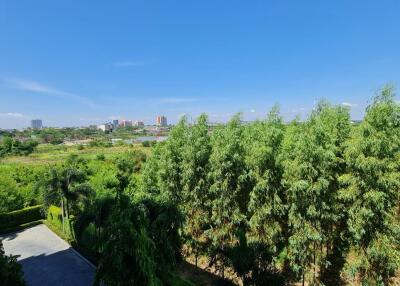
xmin=156 ymin=116 xmax=167 ymax=127
xmin=135 ymin=120 xmax=144 ymax=127
xmin=31 ymin=119 xmax=43 ymax=129
xmin=120 ymin=120 xmax=133 ymax=127
xmin=97 ymin=123 xmax=113 ymax=132
xmin=112 ymin=120 xmax=119 ymax=129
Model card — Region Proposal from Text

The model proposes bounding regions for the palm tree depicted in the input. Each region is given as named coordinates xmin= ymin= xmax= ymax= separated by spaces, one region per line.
xmin=43 ymin=164 xmax=92 ymax=234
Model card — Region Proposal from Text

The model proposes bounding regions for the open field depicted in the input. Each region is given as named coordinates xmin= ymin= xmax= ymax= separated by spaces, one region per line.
xmin=0 ymin=143 xmax=150 ymax=166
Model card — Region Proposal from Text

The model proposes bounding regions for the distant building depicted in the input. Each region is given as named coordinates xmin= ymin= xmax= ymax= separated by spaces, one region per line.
xmin=31 ymin=119 xmax=43 ymax=129
xmin=156 ymin=116 xmax=167 ymax=126
xmin=135 ymin=120 xmax=144 ymax=127
xmin=120 ymin=120 xmax=133 ymax=127
xmin=97 ymin=123 xmax=113 ymax=132
xmin=112 ymin=120 xmax=119 ymax=129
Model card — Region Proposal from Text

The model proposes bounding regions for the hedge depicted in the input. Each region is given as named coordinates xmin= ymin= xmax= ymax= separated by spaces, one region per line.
xmin=0 ymin=205 xmax=43 ymax=230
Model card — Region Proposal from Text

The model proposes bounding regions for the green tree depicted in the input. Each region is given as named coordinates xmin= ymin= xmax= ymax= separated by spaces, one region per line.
xmin=244 ymin=107 xmax=287 ymax=283
xmin=340 ymin=86 xmax=400 ymax=284
xmin=158 ymin=117 xmax=188 ymax=203
xmin=140 ymin=143 xmax=163 ymax=198
xmin=281 ymin=102 xmax=351 ymax=285
xmin=0 ymin=176 xmax=24 ymax=213
xmin=42 ymin=157 xmax=92 ymax=233
xmin=181 ymin=113 xmax=212 ymax=266
xmin=246 ymin=107 xmax=285 ymax=247
xmin=208 ymin=114 xmax=250 ymax=278
xmin=94 ymin=194 xmax=161 ymax=286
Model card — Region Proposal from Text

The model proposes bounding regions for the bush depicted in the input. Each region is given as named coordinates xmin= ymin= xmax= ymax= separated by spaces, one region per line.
xmin=142 ymin=140 xmax=151 ymax=147
xmin=0 ymin=205 xmax=43 ymax=230
xmin=96 ymin=154 xmax=106 ymax=161
xmin=0 ymin=177 xmax=24 ymax=213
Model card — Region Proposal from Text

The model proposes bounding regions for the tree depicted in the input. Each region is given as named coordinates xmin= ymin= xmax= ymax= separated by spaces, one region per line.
xmin=158 ymin=116 xmax=188 ymax=203
xmin=208 ymin=114 xmax=250 ymax=278
xmin=0 ymin=137 xmax=38 ymax=157
xmin=181 ymin=113 xmax=212 ymax=266
xmin=244 ymin=107 xmax=287 ymax=283
xmin=140 ymin=143 xmax=163 ymax=198
xmin=42 ymin=156 xmax=93 ymax=234
xmin=94 ymin=194 xmax=161 ymax=286
xmin=0 ymin=176 xmax=24 ymax=213
xmin=281 ymin=102 xmax=351 ymax=285
xmin=340 ymin=86 xmax=400 ymax=284
xmin=0 ymin=240 xmax=26 ymax=286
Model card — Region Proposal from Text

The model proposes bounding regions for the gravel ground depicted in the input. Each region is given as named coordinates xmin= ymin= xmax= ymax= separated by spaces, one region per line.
xmin=0 ymin=224 xmax=95 ymax=286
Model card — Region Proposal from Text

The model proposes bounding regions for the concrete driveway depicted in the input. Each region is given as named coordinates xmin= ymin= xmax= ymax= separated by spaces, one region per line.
xmin=0 ymin=224 xmax=95 ymax=286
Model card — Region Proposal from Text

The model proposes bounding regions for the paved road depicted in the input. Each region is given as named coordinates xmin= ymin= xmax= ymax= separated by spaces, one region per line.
xmin=0 ymin=224 xmax=95 ymax=286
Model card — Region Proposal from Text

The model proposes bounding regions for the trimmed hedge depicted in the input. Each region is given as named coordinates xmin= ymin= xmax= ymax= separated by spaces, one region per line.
xmin=0 ymin=205 xmax=43 ymax=230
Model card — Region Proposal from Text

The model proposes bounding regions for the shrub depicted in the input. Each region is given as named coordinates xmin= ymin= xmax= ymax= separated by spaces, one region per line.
xmin=142 ymin=140 xmax=151 ymax=147
xmin=0 ymin=177 xmax=24 ymax=213
xmin=96 ymin=154 xmax=106 ymax=161
xmin=0 ymin=205 xmax=43 ymax=230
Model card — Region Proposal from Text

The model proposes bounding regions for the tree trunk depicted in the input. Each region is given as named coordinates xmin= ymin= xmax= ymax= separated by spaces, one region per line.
xmin=61 ymin=198 xmax=65 ymax=233
xmin=65 ymin=199 xmax=69 ymax=221
xmin=195 ymin=248 xmax=198 ymax=267
xmin=313 ymin=241 xmax=316 ymax=283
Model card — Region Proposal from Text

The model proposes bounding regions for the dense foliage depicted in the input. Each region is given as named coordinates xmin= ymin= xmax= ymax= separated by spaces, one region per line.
xmin=1 ymin=86 xmax=399 ymax=285
xmin=0 ymin=137 xmax=38 ymax=157
xmin=140 ymin=86 xmax=400 ymax=285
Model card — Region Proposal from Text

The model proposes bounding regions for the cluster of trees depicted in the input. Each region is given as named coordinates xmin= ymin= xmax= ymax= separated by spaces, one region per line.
xmin=1 ymin=87 xmax=399 ymax=285
xmin=2 ymin=125 xmax=154 ymax=146
xmin=37 ymin=150 xmax=183 ymax=286
xmin=0 ymin=171 xmax=40 ymax=213
xmin=140 ymin=86 xmax=400 ymax=285
xmin=0 ymin=137 xmax=38 ymax=157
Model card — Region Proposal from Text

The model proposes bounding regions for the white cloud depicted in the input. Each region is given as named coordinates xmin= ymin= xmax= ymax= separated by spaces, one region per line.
xmin=342 ymin=102 xmax=358 ymax=107
xmin=9 ymin=78 xmax=99 ymax=109
xmin=250 ymin=109 xmax=256 ymax=113
xmin=0 ymin=112 xmax=29 ymax=118
xmin=113 ymin=61 xmax=143 ymax=67
xmin=159 ymin=97 xmax=197 ymax=104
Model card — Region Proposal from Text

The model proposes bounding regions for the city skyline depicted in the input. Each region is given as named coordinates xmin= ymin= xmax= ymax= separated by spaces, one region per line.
xmin=1 ymin=1 xmax=400 ymax=129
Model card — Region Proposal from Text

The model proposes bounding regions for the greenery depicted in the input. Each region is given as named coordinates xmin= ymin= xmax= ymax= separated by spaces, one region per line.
xmin=139 ymin=85 xmax=400 ymax=285
xmin=0 ymin=86 xmax=399 ymax=285
xmin=0 ymin=240 xmax=26 ymax=286
xmin=0 ymin=205 xmax=43 ymax=231
xmin=0 ymin=137 xmax=38 ymax=157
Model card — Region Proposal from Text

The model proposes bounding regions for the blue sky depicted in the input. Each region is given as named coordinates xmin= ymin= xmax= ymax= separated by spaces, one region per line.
xmin=1 ymin=0 xmax=399 ymax=128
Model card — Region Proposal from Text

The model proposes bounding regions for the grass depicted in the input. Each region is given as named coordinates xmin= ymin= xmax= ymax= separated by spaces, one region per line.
xmin=0 ymin=143 xmax=150 ymax=166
